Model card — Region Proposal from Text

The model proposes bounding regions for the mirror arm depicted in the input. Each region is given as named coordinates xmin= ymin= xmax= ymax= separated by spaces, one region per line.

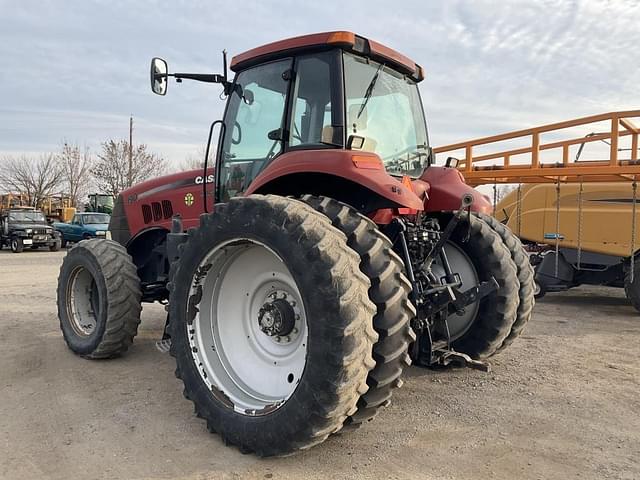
xmin=169 ymin=72 xmax=225 ymax=83
xmin=157 ymin=72 xmax=233 ymax=93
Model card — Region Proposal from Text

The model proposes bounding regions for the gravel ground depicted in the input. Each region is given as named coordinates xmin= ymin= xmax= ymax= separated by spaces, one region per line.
xmin=1 ymin=249 xmax=638 ymax=480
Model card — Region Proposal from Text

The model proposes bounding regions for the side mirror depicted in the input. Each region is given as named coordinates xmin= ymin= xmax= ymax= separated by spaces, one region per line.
xmin=150 ymin=57 xmax=168 ymax=96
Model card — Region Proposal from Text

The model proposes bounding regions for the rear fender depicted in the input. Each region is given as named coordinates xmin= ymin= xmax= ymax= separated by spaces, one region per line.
xmin=420 ymin=166 xmax=491 ymax=214
xmin=246 ymin=150 xmax=424 ymax=211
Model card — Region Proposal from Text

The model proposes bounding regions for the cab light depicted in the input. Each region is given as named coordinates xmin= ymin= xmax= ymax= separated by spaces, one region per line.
xmin=327 ymin=31 xmax=356 ymax=46
xmin=352 ymin=155 xmax=383 ymax=170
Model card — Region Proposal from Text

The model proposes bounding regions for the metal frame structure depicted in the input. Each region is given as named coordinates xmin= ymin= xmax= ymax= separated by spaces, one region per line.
xmin=434 ymin=110 xmax=640 ymax=186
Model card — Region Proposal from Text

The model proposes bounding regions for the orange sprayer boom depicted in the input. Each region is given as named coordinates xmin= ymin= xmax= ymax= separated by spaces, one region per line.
xmin=434 ymin=110 xmax=640 ymax=186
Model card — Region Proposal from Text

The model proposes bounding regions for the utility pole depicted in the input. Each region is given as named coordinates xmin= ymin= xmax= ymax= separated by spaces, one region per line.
xmin=128 ymin=115 xmax=133 ymax=187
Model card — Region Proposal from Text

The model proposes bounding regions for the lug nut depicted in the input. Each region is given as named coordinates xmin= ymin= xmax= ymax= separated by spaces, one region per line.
xmin=275 ymin=336 xmax=281 ymax=342
xmin=292 ymin=327 xmax=298 ymax=334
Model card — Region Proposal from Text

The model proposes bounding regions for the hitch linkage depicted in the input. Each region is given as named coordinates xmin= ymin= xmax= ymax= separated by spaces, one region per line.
xmin=387 ymin=193 xmax=494 ymax=371
xmin=422 ymin=193 xmax=473 ymax=271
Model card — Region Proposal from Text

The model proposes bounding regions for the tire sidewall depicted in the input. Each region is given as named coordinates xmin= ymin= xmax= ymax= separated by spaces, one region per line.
xmin=57 ymin=245 xmax=110 ymax=354
xmin=170 ymin=205 xmax=360 ymax=450
xmin=448 ymin=216 xmax=517 ymax=356
xmin=449 ymin=223 xmax=496 ymax=333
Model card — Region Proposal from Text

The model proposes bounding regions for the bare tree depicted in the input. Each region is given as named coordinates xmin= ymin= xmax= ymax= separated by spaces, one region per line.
xmin=0 ymin=154 xmax=64 ymax=206
xmin=91 ymin=140 xmax=167 ymax=197
xmin=57 ymin=142 xmax=94 ymax=207
xmin=178 ymin=147 xmax=206 ymax=172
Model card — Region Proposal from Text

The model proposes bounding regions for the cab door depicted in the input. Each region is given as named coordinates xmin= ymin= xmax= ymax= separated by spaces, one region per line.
xmin=216 ymin=59 xmax=292 ymax=202
xmin=68 ymin=215 xmax=83 ymax=241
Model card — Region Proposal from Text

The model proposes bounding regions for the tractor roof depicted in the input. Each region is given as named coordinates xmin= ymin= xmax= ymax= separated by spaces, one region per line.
xmin=230 ymin=31 xmax=424 ymax=82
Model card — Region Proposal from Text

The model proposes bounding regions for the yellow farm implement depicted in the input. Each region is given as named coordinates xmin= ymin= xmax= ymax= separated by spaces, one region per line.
xmin=434 ymin=110 xmax=640 ymax=309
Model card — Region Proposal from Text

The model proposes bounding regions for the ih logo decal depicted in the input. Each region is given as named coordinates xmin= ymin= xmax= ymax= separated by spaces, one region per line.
xmin=184 ymin=192 xmax=195 ymax=206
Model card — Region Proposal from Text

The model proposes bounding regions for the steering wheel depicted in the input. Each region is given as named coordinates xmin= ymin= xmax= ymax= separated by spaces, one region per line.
xmin=231 ymin=121 xmax=242 ymax=145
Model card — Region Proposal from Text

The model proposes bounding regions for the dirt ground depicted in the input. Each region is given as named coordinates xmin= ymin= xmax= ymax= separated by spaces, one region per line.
xmin=0 ymin=249 xmax=638 ymax=480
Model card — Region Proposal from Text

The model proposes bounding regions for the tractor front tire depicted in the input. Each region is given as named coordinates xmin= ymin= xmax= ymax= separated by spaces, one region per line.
xmin=301 ymin=195 xmax=415 ymax=428
xmin=57 ymin=239 xmax=142 ymax=358
xmin=477 ymin=213 xmax=535 ymax=352
xmin=168 ymin=195 xmax=377 ymax=456
xmin=449 ymin=215 xmax=519 ymax=359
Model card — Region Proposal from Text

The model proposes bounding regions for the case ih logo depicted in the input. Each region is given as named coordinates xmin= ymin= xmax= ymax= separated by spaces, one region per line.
xmin=184 ymin=193 xmax=195 ymax=206
xmin=195 ymin=174 xmax=215 ymax=185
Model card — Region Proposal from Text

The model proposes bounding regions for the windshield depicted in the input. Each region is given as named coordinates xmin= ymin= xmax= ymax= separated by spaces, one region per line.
xmin=343 ymin=52 xmax=430 ymax=177
xmin=8 ymin=211 xmax=46 ymax=222
xmin=90 ymin=195 xmax=113 ymax=206
xmin=82 ymin=214 xmax=110 ymax=224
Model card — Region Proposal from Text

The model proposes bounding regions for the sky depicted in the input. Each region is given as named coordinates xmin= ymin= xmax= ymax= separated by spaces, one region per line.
xmin=0 ymin=0 xmax=638 ymax=167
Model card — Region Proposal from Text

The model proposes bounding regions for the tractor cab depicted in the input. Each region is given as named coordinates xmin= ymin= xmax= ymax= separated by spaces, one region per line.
xmin=151 ymin=31 xmax=433 ymax=206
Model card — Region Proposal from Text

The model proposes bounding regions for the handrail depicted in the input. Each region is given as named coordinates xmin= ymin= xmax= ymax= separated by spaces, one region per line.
xmin=433 ymin=110 xmax=640 ymax=186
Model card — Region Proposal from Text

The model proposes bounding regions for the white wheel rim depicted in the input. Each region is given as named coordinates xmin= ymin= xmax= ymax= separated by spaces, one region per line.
xmin=431 ymin=242 xmax=480 ymax=340
xmin=66 ymin=266 xmax=99 ymax=336
xmin=189 ymin=239 xmax=308 ymax=415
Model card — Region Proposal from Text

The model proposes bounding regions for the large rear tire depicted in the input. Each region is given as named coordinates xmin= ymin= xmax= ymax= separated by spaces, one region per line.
xmin=168 ymin=195 xmax=377 ymax=456
xmin=448 ymin=215 xmax=519 ymax=359
xmin=57 ymin=239 xmax=142 ymax=358
xmin=477 ymin=213 xmax=535 ymax=352
xmin=301 ymin=195 xmax=416 ymax=427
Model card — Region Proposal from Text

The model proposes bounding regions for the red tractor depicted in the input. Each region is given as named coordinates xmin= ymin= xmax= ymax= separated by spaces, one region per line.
xmin=57 ymin=31 xmax=534 ymax=456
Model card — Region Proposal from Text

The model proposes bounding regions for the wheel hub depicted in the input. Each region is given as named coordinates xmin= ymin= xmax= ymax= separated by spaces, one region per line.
xmin=258 ymin=294 xmax=296 ymax=339
xmin=430 ymin=242 xmax=480 ymax=340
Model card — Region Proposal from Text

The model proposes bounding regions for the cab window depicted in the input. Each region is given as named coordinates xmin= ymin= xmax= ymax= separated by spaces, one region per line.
xmin=289 ymin=53 xmax=335 ymax=148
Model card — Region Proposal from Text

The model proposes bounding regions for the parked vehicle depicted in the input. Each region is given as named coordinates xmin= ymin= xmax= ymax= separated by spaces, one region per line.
xmin=0 ymin=207 xmax=61 ymax=252
xmin=53 ymin=212 xmax=110 ymax=247
xmin=85 ymin=194 xmax=114 ymax=214
xmin=495 ymin=182 xmax=640 ymax=310
xmin=56 ymin=31 xmax=533 ymax=456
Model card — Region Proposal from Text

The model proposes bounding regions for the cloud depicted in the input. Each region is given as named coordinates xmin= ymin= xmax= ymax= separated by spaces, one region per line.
xmin=0 ymin=0 xmax=638 ymax=166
